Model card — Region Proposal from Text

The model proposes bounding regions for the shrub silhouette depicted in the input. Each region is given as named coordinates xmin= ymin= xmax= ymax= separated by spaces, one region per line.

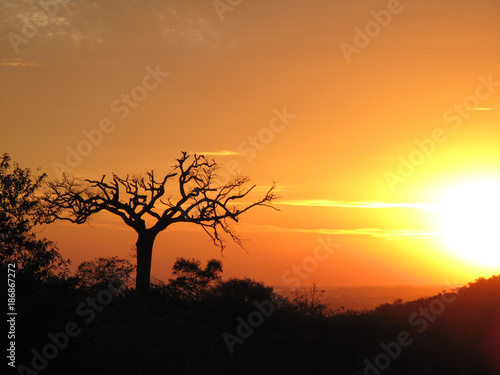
xmin=283 ymin=282 xmax=329 ymax=318
xmin=167 ymin=257 xmax=223 ymax=302
xmin=0 ymin=153 xmax=69 ymax=281
xmin=76 ymin=256 xmax=135 ymax=290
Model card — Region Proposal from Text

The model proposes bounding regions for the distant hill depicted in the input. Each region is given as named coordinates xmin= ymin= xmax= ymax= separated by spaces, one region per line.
xmin=371 ymin=275 xmax=500 ymax=372
xmin=274 ymin=285 xmax=454 ymax=311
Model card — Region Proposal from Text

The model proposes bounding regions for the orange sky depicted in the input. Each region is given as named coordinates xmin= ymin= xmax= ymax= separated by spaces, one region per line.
xmin=1 ymin=0 xmax=500 ymax=288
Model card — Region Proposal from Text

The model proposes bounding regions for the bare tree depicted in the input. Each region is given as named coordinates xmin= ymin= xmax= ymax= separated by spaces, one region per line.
xmin=43 ymin=152 xmax=277 ymax=295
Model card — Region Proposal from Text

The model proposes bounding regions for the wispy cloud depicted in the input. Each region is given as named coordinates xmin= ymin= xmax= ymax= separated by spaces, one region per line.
xmin=189 ymin=150 xmax=242 ymax=156
xmin=240 ymin=224 xmax=439 ymax=240
xmin=276 ymin=200 xmax=435 ymax=210
xmin=0 ymin=59 xmax=45 ymax=67
xmin=473 ymin=107 xmax=498 ymax=111
xmin=0 ymin=0 xmax=226 ymax=61
xmin=52 ymin=217 xmax=437 ymax=240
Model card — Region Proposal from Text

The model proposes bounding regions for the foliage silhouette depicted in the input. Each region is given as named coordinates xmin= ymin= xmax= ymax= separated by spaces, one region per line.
xmin=0 ymin=153 xmax=69 ymax=281
xmin=43 ymin=152 xmax=277 ymax=295
xmin=76 ymin=256 xmax=135 ymax=290
xmin=284 ymin=282 xmax=329 ymax=319
xmin=168 ymin=257 xmax=223 ymax=302
xmin=211 ymin=277 xmax=275 ymax=302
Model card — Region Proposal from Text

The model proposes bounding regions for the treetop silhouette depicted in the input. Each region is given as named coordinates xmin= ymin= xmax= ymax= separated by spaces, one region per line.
xmin=43 ymin=152 xmax=278 ymax=295
xmin=0 ymin=153 xmax=69 ymax=280
xmin=168 ymin=257 xmax=223 ymax=302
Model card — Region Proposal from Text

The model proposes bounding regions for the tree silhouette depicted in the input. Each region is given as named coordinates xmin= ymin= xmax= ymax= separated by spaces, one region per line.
xmin=43 ymin=152 xmax=277 ymax=295
xmin=0 ymin=153 xmax=68 ymax=280
xmin=168 ymin=257 xmax=222 ymax=301
xmin=286 ymin=282 xmax=328 ymax=318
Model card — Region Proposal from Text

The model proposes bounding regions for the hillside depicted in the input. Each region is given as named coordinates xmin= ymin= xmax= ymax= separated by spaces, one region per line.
xmin=372 ymin=275 xmax=500 ymax=372
xmin=322 ymin=285 xmax=449 ymax=311
xmin=8 ymin=273 xmax=500 ymax=375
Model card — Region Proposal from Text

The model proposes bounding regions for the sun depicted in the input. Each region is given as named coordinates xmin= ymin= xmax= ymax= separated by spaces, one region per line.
xmin=436 ymin=179 xmax=500 ymax=267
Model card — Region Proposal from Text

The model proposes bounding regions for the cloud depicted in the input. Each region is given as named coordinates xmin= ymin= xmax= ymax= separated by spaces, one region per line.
xmin=276 ymin=200 xmax=435 ymax=210
xmin=0 ymin=0 xmax=226 ymax=61
xmin=0 ymin=58 xmax=46 ymax=67
xmin=239 ymin=224 xmax=439 ymax=240
xmin=189 ymin=150 xmax=242 ymax=156
xmin=473 ymin=107 xmax=498 ymax=111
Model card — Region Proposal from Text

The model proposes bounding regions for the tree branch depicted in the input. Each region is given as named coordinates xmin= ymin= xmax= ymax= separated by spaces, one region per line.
xmin=43 ymin=153 xmax=278 ymax=249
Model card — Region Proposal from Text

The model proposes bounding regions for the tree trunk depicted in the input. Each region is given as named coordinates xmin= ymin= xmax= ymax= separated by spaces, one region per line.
xmin=135 ymin=231 xmax=156 ymax=296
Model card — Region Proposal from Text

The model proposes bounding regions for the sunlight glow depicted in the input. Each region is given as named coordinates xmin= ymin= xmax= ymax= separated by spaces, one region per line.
xmin=437 ymin=179 xmax=500 ymax=267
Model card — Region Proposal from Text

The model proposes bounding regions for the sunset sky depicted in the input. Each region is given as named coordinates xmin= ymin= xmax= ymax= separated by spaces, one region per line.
xmin=1 ymin=0 xmax=500 ymax=289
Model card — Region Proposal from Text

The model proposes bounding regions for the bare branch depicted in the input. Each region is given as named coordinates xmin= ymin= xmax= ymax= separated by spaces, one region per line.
xmin=43 ymin=153 xmax=278 ymax=249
